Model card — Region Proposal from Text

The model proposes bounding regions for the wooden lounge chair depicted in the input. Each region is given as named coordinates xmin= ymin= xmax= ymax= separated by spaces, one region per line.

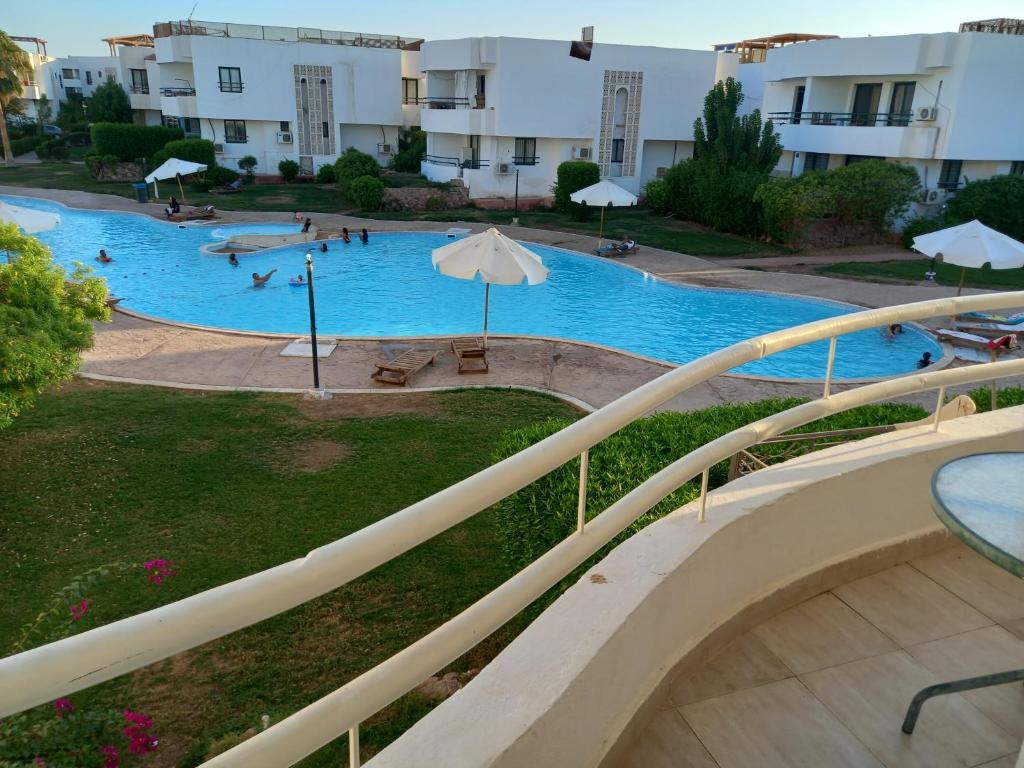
xmin=451 ymin=338 xmax=488 ymax=374
xmin=372 ymin=349 xmax=437 ymax=385
xmin=936 ymin=329 xmax=1018 ymax=361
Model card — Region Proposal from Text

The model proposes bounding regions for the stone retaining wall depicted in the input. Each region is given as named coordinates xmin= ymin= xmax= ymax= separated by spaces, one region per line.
xmin=382 ymin=180 xmax=470 ymax=211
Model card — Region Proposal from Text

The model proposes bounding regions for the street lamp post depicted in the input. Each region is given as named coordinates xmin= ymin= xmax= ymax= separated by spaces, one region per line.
xmin=512 ymin=168 xmax=519 ymax=226
xmin=305 ymin=252 xmax=320 ymax=391
xmin=925 ymin=256 xmax=936 ymax=282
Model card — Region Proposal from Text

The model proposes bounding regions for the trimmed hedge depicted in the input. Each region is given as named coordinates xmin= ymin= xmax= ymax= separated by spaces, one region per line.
xmin=278 ymin=159 xmax=300 ymax=182
xmin=0 ymin=135 xmax=43 ymax=159
xmin=493 ymin=398 xmax=927 ymax=576
xmin=553 ymin=161 xmax=600 ymax=219
xmin=206 ymin=166 xmax=239 ymax=185
xmin=348 ymin=175 xmax=386 ymax=210
xmin=35 ymin=140 xmax=70 ymax=161
xmin=90 ymin=123 xmax=184 ymax=162
xmin=152 ymin=138 xmax=216 ymax=169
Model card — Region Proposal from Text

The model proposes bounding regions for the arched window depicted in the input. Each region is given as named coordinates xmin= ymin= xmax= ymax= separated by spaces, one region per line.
xmin=610 ymin=87 xmax=628 ymax=175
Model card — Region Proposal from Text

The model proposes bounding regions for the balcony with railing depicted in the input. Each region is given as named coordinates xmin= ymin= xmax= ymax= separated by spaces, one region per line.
xmin=769 ymin=110 xmax=939 ymax=160
xmin=159 ymin=87 xmax=198 ymax=118
xmin=420 ymin=98 xmax=494 ymax=135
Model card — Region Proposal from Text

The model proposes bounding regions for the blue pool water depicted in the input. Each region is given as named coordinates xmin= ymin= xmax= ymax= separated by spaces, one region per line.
xmin=6 ymin=195 xmax=941 ymax=379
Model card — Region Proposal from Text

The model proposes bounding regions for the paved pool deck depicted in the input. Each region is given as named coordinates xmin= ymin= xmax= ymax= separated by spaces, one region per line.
xmin=5 ymin=186 xmax=1020 ymax=411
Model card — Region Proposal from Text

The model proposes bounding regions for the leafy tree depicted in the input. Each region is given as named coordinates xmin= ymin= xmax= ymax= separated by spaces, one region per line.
xmin=0 ymin=30 xmax=34 ymax=168
xmin=57 ymin=93 xmax=88 ymax=132
xmin=333 ymin=147 xmax=379 ymax=188
xmin=553 ymin=160 xmax=600 ymax=220
xmin=0 ymin=224 xmax=110 ymax=428
xmin=947 ymin=173 xmax=1024 ymax=242
xmin=393 ymin=129 xmax=426 ymax=173
xmin=278 ymin=158 xmax=299 ymax=182
xmin=347 ymin=175 xmax=385 ymax=210
xmin=35 ymin=93 xmax=53 ymax=124
xmin=238 ymin=154 xmax=258 ymax=178
xmin=86 ymin=78 xmax=133 ymax=124
xmin=693 ymin=77 xmax=782 ymax=172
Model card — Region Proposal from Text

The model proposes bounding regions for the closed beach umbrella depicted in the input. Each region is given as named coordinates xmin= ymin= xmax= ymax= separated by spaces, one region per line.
xmin=431 ymin=227 xmax=549 ymax=344
xmin=912 ymin=219 xmax=1024 ymax=295
xmin=0 ymin=200 xmax=60 ymax=234
xmin=570 ymin=179 xmax=638 ymax=246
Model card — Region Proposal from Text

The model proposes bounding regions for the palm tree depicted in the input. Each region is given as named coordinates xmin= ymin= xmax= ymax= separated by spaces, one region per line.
xmin=0 ymin=31 xmax=33 ymax=168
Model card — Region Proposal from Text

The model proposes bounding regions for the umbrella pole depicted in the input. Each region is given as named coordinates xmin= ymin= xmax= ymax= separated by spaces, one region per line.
xmin=177 ymin=174 xmax=186 ymax=205
xmin=598 ymin=207 xmax=605 ymax=248
xmin=482 ymin=282 xmax=490 ymax=347
xmin=956 ymin=267 xmax=966 ymax=296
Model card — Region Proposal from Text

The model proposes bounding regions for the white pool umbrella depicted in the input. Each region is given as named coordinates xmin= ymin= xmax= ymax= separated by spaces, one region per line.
xmin=431 ymin=227 xmax=549 ymax=344
xmin=912 ymin=219 xmax=1024 ymax=294
xmin=0 ymin=200 xmax=60 ymax=234
xmin=144 ymin=158 xmax=208 ymax=202
xmin=570 ymin=179 xmax=638 ymax=246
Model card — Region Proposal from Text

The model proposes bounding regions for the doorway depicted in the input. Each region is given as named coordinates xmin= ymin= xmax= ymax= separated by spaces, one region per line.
xmin=851 ymin=84 xmax=881 ymax=126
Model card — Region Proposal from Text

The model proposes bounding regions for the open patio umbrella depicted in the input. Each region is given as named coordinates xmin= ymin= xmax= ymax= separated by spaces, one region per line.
xmin=569 ymin=179 xmax=638 ymax=247
xmin=0 ymin=200 xmax=60 ymax=234
xmin=912 ymin=219 xmax=1024 ymax=295
xmin=144 ymin=157 xmax=208 ymax=202
xmin=431 ymin=227 xmax=549 ymax=345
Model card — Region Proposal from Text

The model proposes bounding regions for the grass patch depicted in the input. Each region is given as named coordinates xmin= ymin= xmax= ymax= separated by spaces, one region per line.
xmin=820 ymin=259 xmax=1024 ymax=290
xmin=0 ymin=162 xmax=782 ymax=258
xmin=0 ymin=383 xmax=577 ymax=766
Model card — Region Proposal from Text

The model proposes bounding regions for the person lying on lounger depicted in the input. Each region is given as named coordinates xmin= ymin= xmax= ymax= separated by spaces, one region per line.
xmin=594 ymin=236 xmax=636 ymax=256
xmin=252 ymin=269 xmax=277 ymax=287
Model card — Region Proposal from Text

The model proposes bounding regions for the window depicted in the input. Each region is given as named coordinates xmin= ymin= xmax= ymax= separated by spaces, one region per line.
xmin=803 ymin=152 xmax=830 ymax=172
xmin=611 ymin=138 xmax=625 ymax=164
xmin=888 ymin=82 xmax=916 ymax=126
xmin=224 ymin=120 xmax=247 ymax=143
xmin=514 ymin=137 xmax=537 ymax=165
xmin=218 ymin=67 xmax=243 ymax=93
xmin=130 ymin=69 xmax=149 ymax=94
xmin=850 ymin=83 xmax=882 ymax=126
xmin=65 ymin=86 xmax=82 ymax=98
xmin=279 ymin=120 xmax=290 ymax=132
xmin=845 ymin=154 xmax=884 ymax=166
xmin=1010 ymin=161 xmax=1024 ymax=175
xmin=791 ymin=85 xmax=805 ymax=124
xmin=62 ymin=68 xmax=79 ymax=79
xmin=86 ymin=71 xmax=93 ymax=85
xmin=181 ymin=117 xmax=200 ymax=137
xmin=402 ymin=77 xmax=419 ymax=105
xmin=939 ymin=159 xmax=963 ymax=190
xmin=162 ymin=115 xmax=180 ymax=128
xmin=321 ymin=121 xmax=329 ymax=139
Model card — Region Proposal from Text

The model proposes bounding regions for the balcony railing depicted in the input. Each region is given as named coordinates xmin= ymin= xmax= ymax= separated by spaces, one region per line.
xmin=769 ymin=111 xmax=915 ymax=127
xmin=130 ymin=85 xmax=150 ymax=94
xmin=218 ymin=81 xmax=244 ymax=93
xmin=153 ymin=20 xmax=420 ymax=49
xmin=414 ymin=97 xmax=472 ymax=110
xmin=160 ymin=87 xmax=196 ymax=97
xmin=224 ymin=135 xmax=248 ymax=144
xmin=422 ymin=153 xmax=489 ymax=170
xmin=513 ymin=156 xmax=539 ymax=166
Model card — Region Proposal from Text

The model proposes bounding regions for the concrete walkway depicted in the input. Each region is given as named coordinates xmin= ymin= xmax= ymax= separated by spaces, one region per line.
xmin=4 ymin=186 xmax=1020 ymax=411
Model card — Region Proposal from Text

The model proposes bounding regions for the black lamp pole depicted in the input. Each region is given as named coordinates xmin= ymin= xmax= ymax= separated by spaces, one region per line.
xmin=512 ymin=168 xmax=519 ymax=225
xmin=305 ymin=252 xmax=320 ymax=390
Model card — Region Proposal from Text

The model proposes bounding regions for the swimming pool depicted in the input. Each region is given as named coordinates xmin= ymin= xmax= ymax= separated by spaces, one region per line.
xmin=6 ymin=195 xmax=941 ymax=380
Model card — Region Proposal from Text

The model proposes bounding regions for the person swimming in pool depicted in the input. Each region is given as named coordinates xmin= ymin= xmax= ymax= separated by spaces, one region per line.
xmin=360 ymin=228 xmax=369 ymax=244
xmin=882 ymin=323 xmax=903 ymax=339
xmin=319 ymin=241 xmax=328 ymax=253
xmin=96 ymin=249 xmax=113 ymax=263
xmin=341 ymin=227 xmax=352 ymax=244
xmin=290 ymin=274 xmax=305 ymax=285
xmin=228 ymin=254 xmax=239 ymax=266
xmin=917 ymin=351 xmax=933 ymax=369
xmin=252 ymin=269 xmax=277 ymax=287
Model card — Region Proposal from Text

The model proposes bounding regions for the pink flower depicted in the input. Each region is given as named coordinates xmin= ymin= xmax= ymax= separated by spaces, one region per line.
xmin=101 ymin=744 xmax=120 ymax=768
xmin=122 ymin=710 xmax=159 ymax=755
xmin=142 ymin=559 xmax=177 ymax=585
xmin=34 ymin=758 xmax=46 ymax=767
xmin=69 ymin=599 xmax=89 ymax=622
xmin=53 ymin=697 xmax=74 ymax=718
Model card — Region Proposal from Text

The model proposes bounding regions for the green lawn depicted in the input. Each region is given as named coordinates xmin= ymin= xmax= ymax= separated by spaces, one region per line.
xmin=0 ymin=383 xmax=577 ymax=767
xmin=820 ymin=259 xmax=1024 ymax=291
xmin=0 ymin=162 xmax=782 ymax=258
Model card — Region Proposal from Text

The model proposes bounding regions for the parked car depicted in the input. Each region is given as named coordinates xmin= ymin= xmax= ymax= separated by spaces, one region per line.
xmin=42 ymin=124 xmax=62 ymax=138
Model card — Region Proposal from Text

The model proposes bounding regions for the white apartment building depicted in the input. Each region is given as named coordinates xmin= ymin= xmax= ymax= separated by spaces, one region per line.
xmin=150 ymin=20 xmax=423 ymax=176
xmin=418 ymin=37 xmax=731 ymax=203
xmin=755 ymin=31 xmax=1024 ymax=206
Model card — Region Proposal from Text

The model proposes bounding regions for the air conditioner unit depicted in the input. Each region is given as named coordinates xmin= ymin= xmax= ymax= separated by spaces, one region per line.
xmin=574 ymin=146 xmax=593 ymax=160
xmin=277 ymin=132 xmax=293 ymax=144
xmin=919 ymin=188 xmax=946 ymax=205
xmin=213 ymin=143 xmax=225 ymax=154
xmin=655 ymin=167 xmax=668 ymax=178
xmin=917 ymin=107 xmax=937 ymax=121
xmin=377 ymin=143 xmax=394 ymax=154
xmin=495 ymin=162 xmax=513 ymax=175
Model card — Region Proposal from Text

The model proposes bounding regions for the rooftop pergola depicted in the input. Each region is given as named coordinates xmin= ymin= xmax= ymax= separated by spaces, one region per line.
xmin=10 ymin=36 xmax=48 ymax=57
xmin=714 ymin=32 xmax=838 ymax=63
xmin=102 ymin=34 xmax=155 ymax=56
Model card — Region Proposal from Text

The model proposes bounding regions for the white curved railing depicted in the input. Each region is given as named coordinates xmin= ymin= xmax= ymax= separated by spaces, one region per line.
xmin=2 ymin=292 xmax=1024 ymax=767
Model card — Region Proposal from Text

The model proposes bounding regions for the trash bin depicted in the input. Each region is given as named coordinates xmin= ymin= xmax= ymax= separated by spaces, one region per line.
xmin=132 ymin=182 xmax=148 ymax=204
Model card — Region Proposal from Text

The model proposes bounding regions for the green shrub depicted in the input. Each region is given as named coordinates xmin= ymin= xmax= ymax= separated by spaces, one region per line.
xmin=644 ymin=179 xmax=670 ymax=214
xmin=65 ymin=131 xmax=90 ymax=147
xmin=493 ymin=399 xmax=927 ymax=576
xmin=334 ymin=147 xmax=380 ymax=188
xmin=900 ymin=213 xmax=956 ymax=250
xmin=238 ymin=155 xmax=258 ymax=178
xmin=101 ymin=154 xmax=120 ymax=168
xmin=424 ymin=195 xmax=446 ymax=212
xmin=84 ymin=153 xmax=102 ymax=174
xmin=348 ymin=175 xmax=386 ymax=210
xmin=36 ymin=139 xmax=69 ymax=161
xmin=552 ymin=160 xmax=600 ymax=217
xmin=0 ymin=134 xmax=43 ymax=159
xmin=966 ymin=385 xmax=1024 ymax=413
xmin=152 ymin=138 xmax=216 ymax=169
xmin=393 ymin=129 xmax=426 ymax=173
xmin=191 ymin=180 xmax=214 ymax=193
xmin=663 ymin=160 xmax=700 ymax=221
xmin=85 ymin=79 xmax=133 ymax=124
xmin=207 ymin=165 xmax=240 ymax=185
xmin=278 ymin=159 xmax=300 ymax=183
xmin=90 ymin=123 xmax=183 ymax=162
xmin=947 ymin=174 xmax=1024 ymax=242
xmin=314 ymin=163 xmax=337 ymax=184
xmin=755 ymin=172 xmax=835 ymax=243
